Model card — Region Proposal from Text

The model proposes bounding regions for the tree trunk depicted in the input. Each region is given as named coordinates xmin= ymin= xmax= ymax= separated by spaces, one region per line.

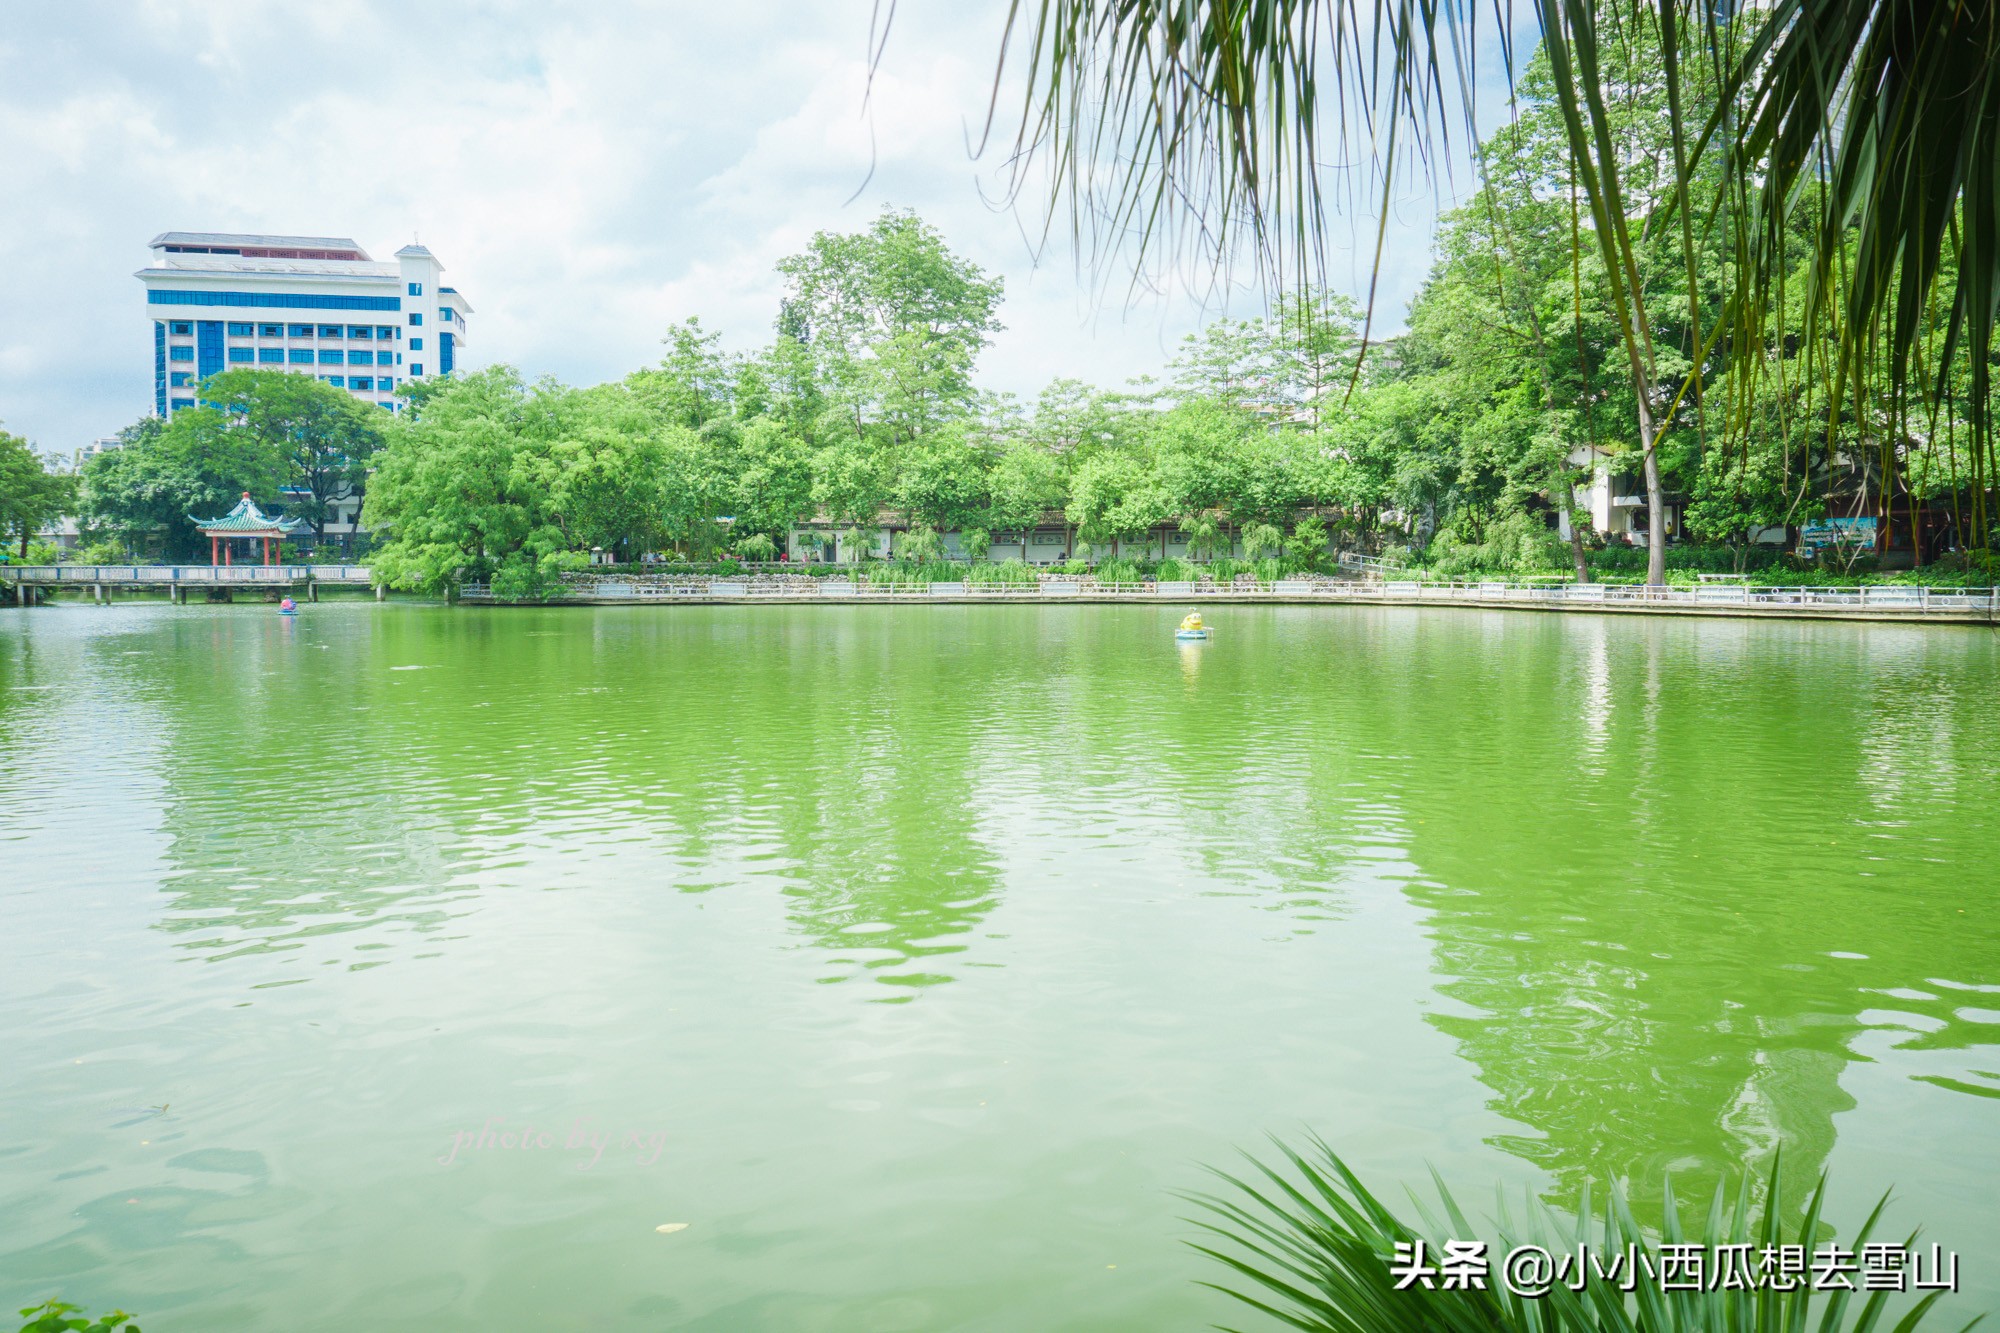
xmin=1635 ymin=395 xmax=1668 ymax=586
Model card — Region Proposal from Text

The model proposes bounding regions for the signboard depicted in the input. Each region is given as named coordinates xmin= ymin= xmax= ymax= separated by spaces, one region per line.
xmin=1799 ymin=516 xmax=1875 ymax=554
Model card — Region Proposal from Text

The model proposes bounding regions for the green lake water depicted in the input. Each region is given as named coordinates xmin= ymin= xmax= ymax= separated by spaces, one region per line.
xmin=1 ymin=601 xmax=1996 ymax=1329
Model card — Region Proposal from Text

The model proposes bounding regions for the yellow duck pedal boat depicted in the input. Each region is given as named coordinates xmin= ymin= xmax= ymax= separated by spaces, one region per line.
xmin=1175 ymin=612 xmax=1209 ymax=641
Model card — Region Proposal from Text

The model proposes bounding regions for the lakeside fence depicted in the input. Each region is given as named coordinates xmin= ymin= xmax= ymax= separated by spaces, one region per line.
xmin=2 ymin=565 xmax=373 ymax=586
xmin=0 ymin=556 xmax=376 ymax=584
xmin=454 ymin=573 xmax=2000 ymax=619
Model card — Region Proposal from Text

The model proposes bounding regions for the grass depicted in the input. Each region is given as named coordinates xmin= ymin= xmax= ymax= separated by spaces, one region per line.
xmin=1185 ymin=1135 xmax=1979 ymax=1333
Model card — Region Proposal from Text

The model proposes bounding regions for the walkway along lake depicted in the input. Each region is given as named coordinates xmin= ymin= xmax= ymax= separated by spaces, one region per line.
xmin=458 ymin=571 xmax=2000 ymax=625
xmin=1 ymin=601 xmax=1995 ymax=1329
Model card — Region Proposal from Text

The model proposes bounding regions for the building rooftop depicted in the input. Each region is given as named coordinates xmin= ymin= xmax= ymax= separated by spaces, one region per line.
xmin=151 ymin=231 xmax=369 ymax=256
xmin=137 ymin=256 xmax=402 ymax=280
xmin=395 ymin=243 xmax=435 ymax=258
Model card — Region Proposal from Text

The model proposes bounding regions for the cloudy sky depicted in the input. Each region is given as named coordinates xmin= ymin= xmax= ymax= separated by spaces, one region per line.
xmin=0 ymin=0 xmax=1470 ymax=453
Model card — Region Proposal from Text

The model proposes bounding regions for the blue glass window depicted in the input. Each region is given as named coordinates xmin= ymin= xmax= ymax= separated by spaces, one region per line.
xmin=259 ymin=324 xmax=283 ymax=337
xmin=347 ymin=325 xmax=373 ymax=339
xmin=318 ymin=325 xmax=343 ymax=338
xmin=347 ymin=350 xmax=373 ymax=365
xmin=325 ymin=376 xmax=345 ymax=388
xmin=227 ymin=347 xmax=254 ymax=362
xmin=318 ymin=349 xmax=343 ymax=365
xmin=227 ymin=322 xmax=255 ymax=336
xmin=408 ymin=282 xmax=423 ymax=295
xmin=288 ymin=324 xmax=313 ymax=337
xmin=440 ymin=332 xmax=454 ymax=375
xmin=171 ymin=397 xmax=195 ymax=411
xmin=288 ymin=349 xmax=314 ymax=364
xmin=149 ymin=291 xmax=400 ymax=311
xmin=258 ymin=349 xmax=285 ymax=364
xmin=408 ymin=313 xmax=422 ymax=326
xmin=410 ymin=363 xmax=424 ymax=377
xmin=378 ymin=401 xmax=395 ymax=411
xmin=155 ymin=322 xmax=168 ymax=417
xmin=439 ymin=307 xmax=454 ymax=322
xmin=170 ymin=371 xmax=193 ymax=387
xmin=350 ymin=376 xmax=374 ymax=390
xmin=409 ymin=337 xmax=423 ymax=351
xmin=379 ymin=377 xmax=394 ymax=389
xmin=376 ymin=325 xmax=395 ymax=338
xmin=170 ymin=345 xmax=195 ymax=361
xmin=170 ymin=321 xmax=193 ymax=336
xmin=197 ymin=320 xmax=225 ymax=382
xmin=375 ymin=350 xmax=394 ymax=365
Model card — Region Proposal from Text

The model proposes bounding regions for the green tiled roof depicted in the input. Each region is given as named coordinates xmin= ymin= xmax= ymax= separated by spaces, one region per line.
xmin=190 ymin=494 xmax=311 ymax=535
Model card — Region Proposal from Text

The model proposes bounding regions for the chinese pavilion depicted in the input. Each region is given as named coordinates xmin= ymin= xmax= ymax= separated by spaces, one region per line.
xmin=191 ymin=493 xmax=310 ymax=566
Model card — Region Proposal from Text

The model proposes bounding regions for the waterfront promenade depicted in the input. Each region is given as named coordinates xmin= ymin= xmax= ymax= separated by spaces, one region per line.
xmin=460 ymin=573 xmax=2000 ymax=625
xmin=8 ymin=565 xmax=1994 ymax=623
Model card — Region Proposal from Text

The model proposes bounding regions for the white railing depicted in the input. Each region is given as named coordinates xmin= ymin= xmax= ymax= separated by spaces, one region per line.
xmin=3 ymin=564 xmax=371 ymax=584
xmin=1337 ymin=551 xmax=1404 ymax=578
xmin=449 ymin=574 xmax=1999 ymax=616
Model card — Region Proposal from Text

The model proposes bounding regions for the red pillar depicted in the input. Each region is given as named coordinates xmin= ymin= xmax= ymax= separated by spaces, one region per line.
xmin=210 ymin=535 xmax=218 ymax=566
xmin=224 ymin=540 xmax=232 ymax=567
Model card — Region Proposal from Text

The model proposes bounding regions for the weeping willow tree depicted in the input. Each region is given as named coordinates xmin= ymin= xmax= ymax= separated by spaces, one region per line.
xmin=956 ymin=0 xmax=1997 ymax=584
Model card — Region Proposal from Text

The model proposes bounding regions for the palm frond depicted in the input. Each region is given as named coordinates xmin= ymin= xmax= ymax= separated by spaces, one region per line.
xmin=1185 ymin=1137 xmax=1982 ymax=1332
xmin=953 ymin=0 xmax=2000 ymax=559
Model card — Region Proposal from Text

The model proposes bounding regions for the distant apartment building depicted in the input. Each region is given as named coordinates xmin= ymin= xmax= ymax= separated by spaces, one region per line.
xmin=135 ymin=232 xmax=472 ymax=418
xmin=73 ymin=436 xmax=122 ymax=470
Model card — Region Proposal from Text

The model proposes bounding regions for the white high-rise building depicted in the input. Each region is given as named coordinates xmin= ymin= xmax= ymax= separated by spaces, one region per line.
xmin=136 ymin=232 xmax=472 ymax=418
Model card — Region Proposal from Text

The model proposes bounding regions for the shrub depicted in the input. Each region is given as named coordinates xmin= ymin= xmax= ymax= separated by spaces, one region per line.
xmin=898 ymin=526 xmax=945 ymax=565
xmin=966 ymin=559 xmax=1038 ymax=585
xmin=76 ymin=540 xmax=129 ymax=565
xmin=1092 ymin=557 xmax=1145 ymax=584
xmin=732 ymin=532 xmax=778 ymax=562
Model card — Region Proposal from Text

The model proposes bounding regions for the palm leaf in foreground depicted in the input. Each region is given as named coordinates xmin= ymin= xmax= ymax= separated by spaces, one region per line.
xmin=1184 ymin=1134 xmax=1982 ymax=1332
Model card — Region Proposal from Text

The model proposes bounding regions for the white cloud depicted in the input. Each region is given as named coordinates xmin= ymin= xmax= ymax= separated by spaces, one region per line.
xmin=0 ymin=0 xmax=1455 ymax=451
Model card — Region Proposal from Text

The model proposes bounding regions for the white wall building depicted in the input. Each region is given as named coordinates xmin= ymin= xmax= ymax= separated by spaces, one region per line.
xmin=135 ymin=232 xmax=472 ymax=419
xmin=73 ymin=436 xmax=122 ymax=470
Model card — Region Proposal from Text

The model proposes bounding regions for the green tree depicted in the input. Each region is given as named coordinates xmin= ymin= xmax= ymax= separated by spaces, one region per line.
xmin=810 ymin=437 xmax=894 ymax=559
xmin=626 ymin=318 xmax=735 ymax=429
xmin=0 ymin=431 xmax=74 ymax=558
xmin=1066 ymin=450 xmax=1169 ymax=559
xmin=987 ymin=443 xmax=1066 ymax=560
xmin=777 ymin=209 xmax=1005 ymax=450
xmin=987 ymin=0 xmax=2000 ymax=572
xmin=728 ymin=417 xmax=816 ymax=540
xmin=364 ymin=367 xmax=581 ymax=598
xmin=1153 ymin=399 xmax=1257 ymax=553
xmin=895 ymin=424 xmax=992 ymax=532
xmin=81 ymin=410 xmax=285 ymax=560
xmin=198 ymin=369 xmax=386 ymax=541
